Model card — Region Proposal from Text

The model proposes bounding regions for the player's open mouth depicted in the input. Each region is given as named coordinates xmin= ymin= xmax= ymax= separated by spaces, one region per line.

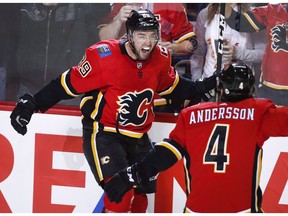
xmin=142 ymin=47 xmax=150 ymax=54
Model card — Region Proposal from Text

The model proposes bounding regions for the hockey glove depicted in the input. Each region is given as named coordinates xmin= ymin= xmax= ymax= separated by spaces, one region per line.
xmin=104 ymin=163 xmax=141 ymax=203
xmin=10 ymin=93 xmax=38 ymax=135
xmin=195 ymin=73 xmax=216 ymax=102
xmin=201 ymin=89 xmax=214 ymax=102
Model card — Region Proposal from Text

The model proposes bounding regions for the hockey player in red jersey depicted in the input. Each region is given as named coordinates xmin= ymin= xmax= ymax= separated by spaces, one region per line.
xmin=9 ymin=9 xmax=215 ymax=213
xmin=104 ymin=62 xmax=288 ymax=213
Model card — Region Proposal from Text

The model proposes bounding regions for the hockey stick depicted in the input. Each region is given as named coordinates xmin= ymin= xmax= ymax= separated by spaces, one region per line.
xmin=215 ymin=3 xmax=226 ymax=102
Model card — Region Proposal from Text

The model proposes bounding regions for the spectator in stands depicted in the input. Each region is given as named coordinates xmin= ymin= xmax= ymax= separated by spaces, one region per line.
xmin=226 ymin=3 xmax=288 ymax=105
xmin=190 ymin=3 xmax=265 ymax=101
xmin=250 ymin=25 xmax=267 ymax=89
xmin=6 ymin=3 xmax=110 ymax=106
xmin=185 ymin=3 xmax=208 ymax=22
xmin=0 ymin=4 xmax=21 ymax=100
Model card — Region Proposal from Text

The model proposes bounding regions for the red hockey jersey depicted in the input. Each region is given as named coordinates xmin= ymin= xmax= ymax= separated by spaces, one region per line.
xmin=61 ymin=40 xmax=178 ymax=138
xmin=163 ymin=98 xmax=288 ymax=212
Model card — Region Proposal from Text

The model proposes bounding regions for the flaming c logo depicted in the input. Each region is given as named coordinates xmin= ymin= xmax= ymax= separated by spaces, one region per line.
xmin=270 ymin=24 xmax=288 ymax=53
xmin=117 ymin=89 xmax=154 ymax=126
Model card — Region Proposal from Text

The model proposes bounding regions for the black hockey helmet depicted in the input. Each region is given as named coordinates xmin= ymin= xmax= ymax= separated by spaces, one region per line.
xmin=126 ymin=9 xmax=159 ymax=37
xmin=219 ymin=62 xmax=255 ymax=102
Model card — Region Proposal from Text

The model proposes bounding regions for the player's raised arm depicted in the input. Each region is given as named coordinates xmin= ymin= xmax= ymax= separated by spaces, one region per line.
xmin=9 ymin=72 xmax=78 ymax=135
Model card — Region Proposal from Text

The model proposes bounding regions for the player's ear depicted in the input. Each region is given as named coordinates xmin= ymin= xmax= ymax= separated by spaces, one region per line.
xmin=127 ymin=30 xmax=133 ymax=42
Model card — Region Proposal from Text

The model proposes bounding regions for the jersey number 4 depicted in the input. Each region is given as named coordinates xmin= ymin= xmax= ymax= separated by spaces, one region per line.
xmin=203 ymin=124 xmax=230 ymax=173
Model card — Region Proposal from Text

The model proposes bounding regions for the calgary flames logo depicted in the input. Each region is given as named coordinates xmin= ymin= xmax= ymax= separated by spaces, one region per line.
xmin=117 ymin=89 xmax=154 ymax=126
xmin=270 ymin=23 xmax=288 ymax=53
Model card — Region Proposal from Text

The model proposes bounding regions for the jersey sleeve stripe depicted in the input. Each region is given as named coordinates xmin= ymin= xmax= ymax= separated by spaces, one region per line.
xmin=175 ymin=32 xmax=196 ymax=44
xmin=242 ymin=12 xmax=261 ymax=32
xmin=158 ymin=72 xmax=180 ymax=96
xmin=61 ymin=70 xmax=79 ymax=97
xmin=155 ymin=141 xmax=183 ymax=160
xmin=262 ymin=80 xmax=288 ymax=90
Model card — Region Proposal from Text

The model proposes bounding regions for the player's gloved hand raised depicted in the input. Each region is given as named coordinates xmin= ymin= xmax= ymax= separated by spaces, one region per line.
xmin=194 ymin=73 xmax=216 ymax=101
xmin=201 ymin=89 xmax=214 ymax=102
xmin=104 ymin=163 xmax=141 ymax=203
xmin=10 ymin=93 xmax=38 ymax=135
xmin=201 ymin=73 xmax=217 ymax=92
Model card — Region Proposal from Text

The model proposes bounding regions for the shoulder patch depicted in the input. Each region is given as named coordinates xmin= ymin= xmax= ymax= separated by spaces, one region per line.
xmin=96 ymin=44 xmax=112 ymax=58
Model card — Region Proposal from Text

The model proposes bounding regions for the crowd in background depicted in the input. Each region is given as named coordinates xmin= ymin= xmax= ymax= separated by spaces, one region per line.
xmin=0 ymin=3 xmax=287 ymax=111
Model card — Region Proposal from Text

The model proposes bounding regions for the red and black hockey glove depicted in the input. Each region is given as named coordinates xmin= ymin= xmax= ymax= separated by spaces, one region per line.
xmin=104 ymin=163 xmax=141 ymax=203
xmin=10 ymin=93 xmax=38 ymax=135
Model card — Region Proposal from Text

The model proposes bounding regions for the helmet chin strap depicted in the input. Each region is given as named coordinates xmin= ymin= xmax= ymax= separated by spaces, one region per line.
xmin=129 ymin=38 xmax=141 ymax=60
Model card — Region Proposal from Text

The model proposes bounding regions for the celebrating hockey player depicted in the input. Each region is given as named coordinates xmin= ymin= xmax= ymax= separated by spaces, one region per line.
xmin=10 ymin=9 xmax=215 ymax=213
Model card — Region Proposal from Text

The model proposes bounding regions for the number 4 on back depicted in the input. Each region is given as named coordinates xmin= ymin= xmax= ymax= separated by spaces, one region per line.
xmin=203 ymin=124 xmax=230 ymax=173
